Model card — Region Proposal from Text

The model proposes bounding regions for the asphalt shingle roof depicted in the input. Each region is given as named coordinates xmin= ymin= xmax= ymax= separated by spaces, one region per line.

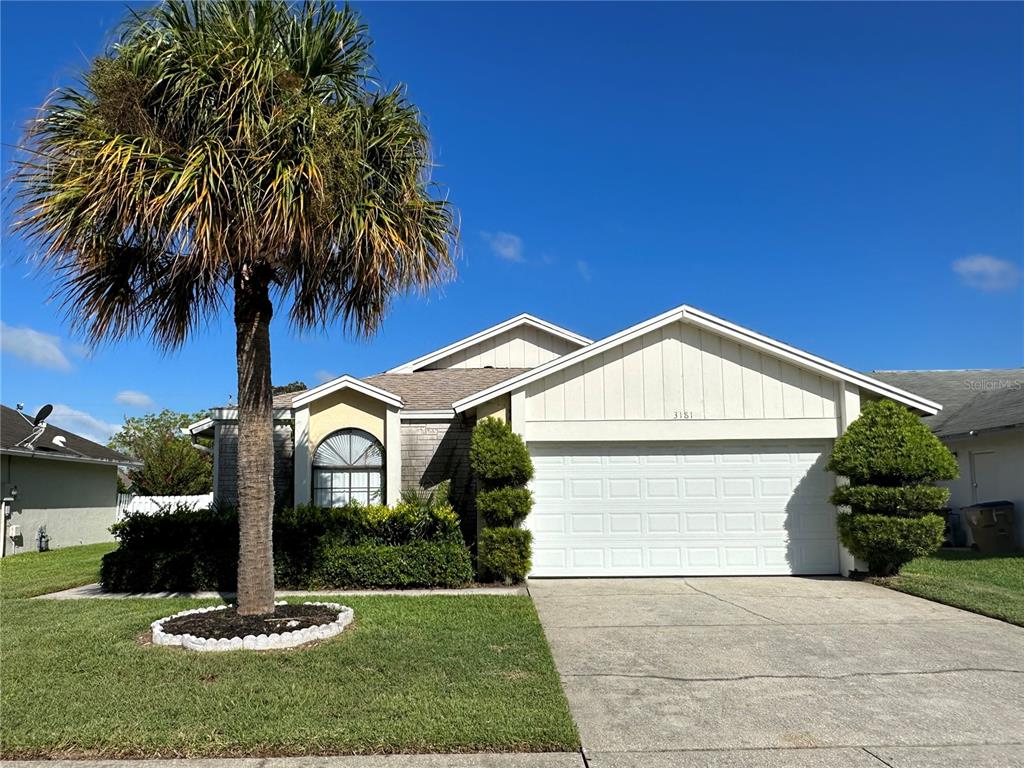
xmin=270 ymin=368 xmax=531 ymax=411
xmin=869 ymin=369 xmax=1024 ymax=438
xmin=1 ymin=404 xmax=134 ymax=465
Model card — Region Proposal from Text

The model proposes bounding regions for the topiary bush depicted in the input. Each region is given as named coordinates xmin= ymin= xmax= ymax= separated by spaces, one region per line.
xmin=828 ymin=400 xmax=958 ymax=485
xmin=477 ymin=487 xmax=533 ymax=527
xmin=478 ymin=527 xmax=532 ymax=584
xmin=309 ymin=540 xmax=472 ymax=589
xmin=828 ymin=399 xmax=958 ymax=576
xmin=837 ymin=514 xmax=946 ymax=577
xmin=470 ymin=417 xmax=534 ymax=488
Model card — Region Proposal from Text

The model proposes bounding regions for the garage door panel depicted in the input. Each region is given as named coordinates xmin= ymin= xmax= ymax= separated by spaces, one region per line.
xmin=527 ymin=441 xmax=838 ymax=576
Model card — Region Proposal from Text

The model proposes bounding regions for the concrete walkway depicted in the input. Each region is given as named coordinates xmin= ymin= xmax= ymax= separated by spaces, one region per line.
xmin=529 ymin=576 xmax=1024 ymax=768
xmin=36 ymin=583 xmax=527 ymax=599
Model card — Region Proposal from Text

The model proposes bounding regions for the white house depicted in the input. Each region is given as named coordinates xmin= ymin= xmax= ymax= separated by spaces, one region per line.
xmin=192 ymin=305 xmax=942 ymax=578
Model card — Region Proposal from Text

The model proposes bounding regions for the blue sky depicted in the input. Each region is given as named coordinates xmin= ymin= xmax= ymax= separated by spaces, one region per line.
xmin=1 ymin=2 xmax=1021 ymax=443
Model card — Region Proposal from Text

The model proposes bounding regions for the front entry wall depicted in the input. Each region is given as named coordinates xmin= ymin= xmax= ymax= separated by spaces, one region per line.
xmin=296 ymin=389 xmax=400 ymax=506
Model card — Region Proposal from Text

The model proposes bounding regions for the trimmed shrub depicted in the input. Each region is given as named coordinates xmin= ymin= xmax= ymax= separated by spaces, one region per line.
xmin=310 ymin=541 xmax=472 ymax=589
xmin=828 ymin=400 xmax=958 ymax=485
xmin=101 ymin=497 xmax=468 ymax=592
xmin=837 ymin=514 xmax=945 ymax=577
xmin=478 ymin=527 xmax=532 ymax=584
xmin=477 ymin=487 xmax=533 ymax=527
xmin=828 ymin=399 xmax=958 ymax=576
xmin=470 ymin=418 xmax=533 ymax=488
xmin=830 ymin=484 xmax=950 ymax=517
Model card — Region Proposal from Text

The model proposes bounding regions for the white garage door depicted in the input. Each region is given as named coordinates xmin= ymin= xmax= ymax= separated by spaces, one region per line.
xmin=527 ymin=441 xmax=838 ymax=576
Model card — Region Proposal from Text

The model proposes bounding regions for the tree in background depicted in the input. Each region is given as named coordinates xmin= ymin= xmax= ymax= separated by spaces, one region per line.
xmin=109 ymin=410 xmax=212 ymax=496
xmin=828 ymin=399 xmax=959 ymax=576
xmin=470 ymin=418 xmax=534 ymax=584
xmin=272 ymin=381 xmax=307 ymax=395
xmin=14 ymin=1 xmax=456 ymax=615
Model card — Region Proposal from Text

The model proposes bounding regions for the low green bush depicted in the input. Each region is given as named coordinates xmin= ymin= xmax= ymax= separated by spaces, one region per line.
xmin=837 ymin=513 xmax=945 ymax=577
xmin=470 ymin=418 xmax=533 ymax=488
xmin=478 ymin=527 xmax=532 ymax=584
xmin=309 ymin=540 xmax=472 ymax=589
xmin=477 ymin=487 xmax=533 ymax=527
xmin=830 ymin=484 xmax=950 ymax=517
xmin=101 ymin=497 xmax=468 ymax=592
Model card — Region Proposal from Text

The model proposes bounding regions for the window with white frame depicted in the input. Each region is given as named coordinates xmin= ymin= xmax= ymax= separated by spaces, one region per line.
xmin=312 ymin=428 xmax=384 ymax=507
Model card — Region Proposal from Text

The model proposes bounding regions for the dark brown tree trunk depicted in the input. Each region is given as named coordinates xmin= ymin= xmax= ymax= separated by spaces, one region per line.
xmin=234 ymin=268 xmax=276 ymax=616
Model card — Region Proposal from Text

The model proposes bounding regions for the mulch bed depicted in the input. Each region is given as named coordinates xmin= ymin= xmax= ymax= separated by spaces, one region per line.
xmin=161 ymin=604 xmax=339 ymax=639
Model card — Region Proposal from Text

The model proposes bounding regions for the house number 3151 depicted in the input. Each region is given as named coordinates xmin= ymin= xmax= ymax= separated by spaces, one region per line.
xmin=672 ymin=410 xmax=695 ymax=420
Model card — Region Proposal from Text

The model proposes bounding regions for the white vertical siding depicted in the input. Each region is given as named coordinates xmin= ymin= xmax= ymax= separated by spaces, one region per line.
xmin=525 ymin=321 xmax=838 ymax=422
xmin=424 ymin=327 xmax=580 ymax=369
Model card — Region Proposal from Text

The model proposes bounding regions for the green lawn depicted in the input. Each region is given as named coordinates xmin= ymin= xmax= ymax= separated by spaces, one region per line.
xmin=0 ymin=541 xmax=115 ymax=599
xmin=0 ymin=545 xmax=578 ymax=758
xmin=876 ymin=549 xmax=1024 ymax=627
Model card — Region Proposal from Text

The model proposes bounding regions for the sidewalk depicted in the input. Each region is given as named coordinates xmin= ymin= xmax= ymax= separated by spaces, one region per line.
xmin=35 ymin=583 xmax=528 ymax=600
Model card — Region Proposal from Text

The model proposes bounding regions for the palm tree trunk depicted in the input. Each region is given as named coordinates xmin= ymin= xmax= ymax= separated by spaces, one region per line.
xmin=234 ymin=268 xmax=276 ymax=616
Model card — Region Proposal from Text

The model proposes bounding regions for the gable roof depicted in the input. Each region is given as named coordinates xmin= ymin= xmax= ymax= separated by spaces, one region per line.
xmin=386 ymin=313 xmax=591 ymax=373
xmin=290 ymin=375 xmax=404 ymax=410
xmin=453 ymin=304 xmax=943 ymax=415
xmin=870 ymin=369 xmax=1024 ymax=438
xmin=1 ymin=404 xmax=136 ymax=467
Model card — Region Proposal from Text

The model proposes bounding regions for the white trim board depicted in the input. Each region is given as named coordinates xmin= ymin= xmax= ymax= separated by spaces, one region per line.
xmin=290 ymin=375 xmax=404 ymax=409
xmin=454 ymin=305 xmax=942 ymax=416
xmin=386 ymin=313 xmax=591 ymax=373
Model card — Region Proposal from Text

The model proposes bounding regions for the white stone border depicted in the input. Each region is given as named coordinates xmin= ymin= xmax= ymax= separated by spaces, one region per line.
xmin=151 ymin=600 xmax=353 ymax=652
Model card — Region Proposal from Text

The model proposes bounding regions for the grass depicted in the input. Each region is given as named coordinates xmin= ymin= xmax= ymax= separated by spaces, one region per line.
xmin=0 ymin=545 xmax=579 ymax=758
xmin=875 ymin=549 xmax=1024 ymax=627
xmin=0 ymin=541 xmax=114 ymax=599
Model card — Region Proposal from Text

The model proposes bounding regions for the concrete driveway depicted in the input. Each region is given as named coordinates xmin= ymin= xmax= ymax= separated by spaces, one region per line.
xmin=530 ymin=577 xmax=1024 ymax=768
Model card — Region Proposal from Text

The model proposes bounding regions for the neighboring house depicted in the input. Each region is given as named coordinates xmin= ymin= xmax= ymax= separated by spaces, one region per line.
xmin=870 ymin=369 xmax=1024 ymax=549
xmin=191 ymin=307 xmax=940 ymax=577
xmin=1 ymin=404 xmax=136 ymax=556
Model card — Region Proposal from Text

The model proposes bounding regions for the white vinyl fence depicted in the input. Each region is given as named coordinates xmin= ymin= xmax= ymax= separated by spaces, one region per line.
xmin=117 ymin=493 xmax=214 ymax=519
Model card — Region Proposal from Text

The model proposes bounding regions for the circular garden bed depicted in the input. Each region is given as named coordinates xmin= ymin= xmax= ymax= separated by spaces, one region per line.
xmin=152 ymin=601 xmax=353 ymax=651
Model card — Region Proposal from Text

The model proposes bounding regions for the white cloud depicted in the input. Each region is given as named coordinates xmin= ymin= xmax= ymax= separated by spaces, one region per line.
xmin=577 ymin=259 xmax=592 ymax=282
xmin=482 ymin=231 xmax=524 ymax=262
xmin=45 ymin=404 xmax=121 ymax=445
xmin=952 ymin=254 xmax=1021 ymax=292
xmin=115 ymin=390 xmax=154 ymax=408
xmin=0 ymin=322 xmax=73 ymax=371
xmin=314 ymin=369 xmax=338 ymax=384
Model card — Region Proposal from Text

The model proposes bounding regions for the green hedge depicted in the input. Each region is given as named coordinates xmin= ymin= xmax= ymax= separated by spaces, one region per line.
xmin=837 ymin=513 xmax=945 ymax=577
xmin=470 ymin=418 xmax=533 ymax=488
xmin=101 ymin=499 xmax=470 ymax=592
xmin=478 ymin=527 xmax=532 ymax=584
xmin=477 ymin=487 xmax=533 ymax=527
xmin=309 ymin=541 xmax=472 ymax=589
xmin=830 ymin=484 xmax=950 ymax=517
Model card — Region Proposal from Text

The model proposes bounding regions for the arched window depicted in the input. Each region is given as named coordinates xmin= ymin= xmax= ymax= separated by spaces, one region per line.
xmin=312 ymin=428 xmax=384 ymax=507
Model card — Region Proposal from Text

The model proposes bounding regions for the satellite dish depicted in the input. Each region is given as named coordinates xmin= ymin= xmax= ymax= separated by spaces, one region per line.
xmin=52 ymin=436 xmax=67 ymax=448
xmin=34 ymin=404 xmax=53 ymax=426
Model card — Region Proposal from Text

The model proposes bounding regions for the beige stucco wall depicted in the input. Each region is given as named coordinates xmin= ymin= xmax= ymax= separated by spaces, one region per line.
xmin=308 ymin=389 xmax=386 ymax=449
xmin=1 ymin=454 xmax=118 ymax=555
xmin=476 ymin=394 xmax=511 ymax=422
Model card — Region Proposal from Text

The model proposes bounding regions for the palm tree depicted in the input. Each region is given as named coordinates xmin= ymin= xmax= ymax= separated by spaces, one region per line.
xmin=12 ymin=0 xmax=457 ymax=615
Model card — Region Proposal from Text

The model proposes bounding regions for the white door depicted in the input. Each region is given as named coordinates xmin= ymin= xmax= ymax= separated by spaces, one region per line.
xmin=969 ymin=451 xmax=1000 ymax=504
xmin=527 ymin=441 xmax=838 ymax=576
